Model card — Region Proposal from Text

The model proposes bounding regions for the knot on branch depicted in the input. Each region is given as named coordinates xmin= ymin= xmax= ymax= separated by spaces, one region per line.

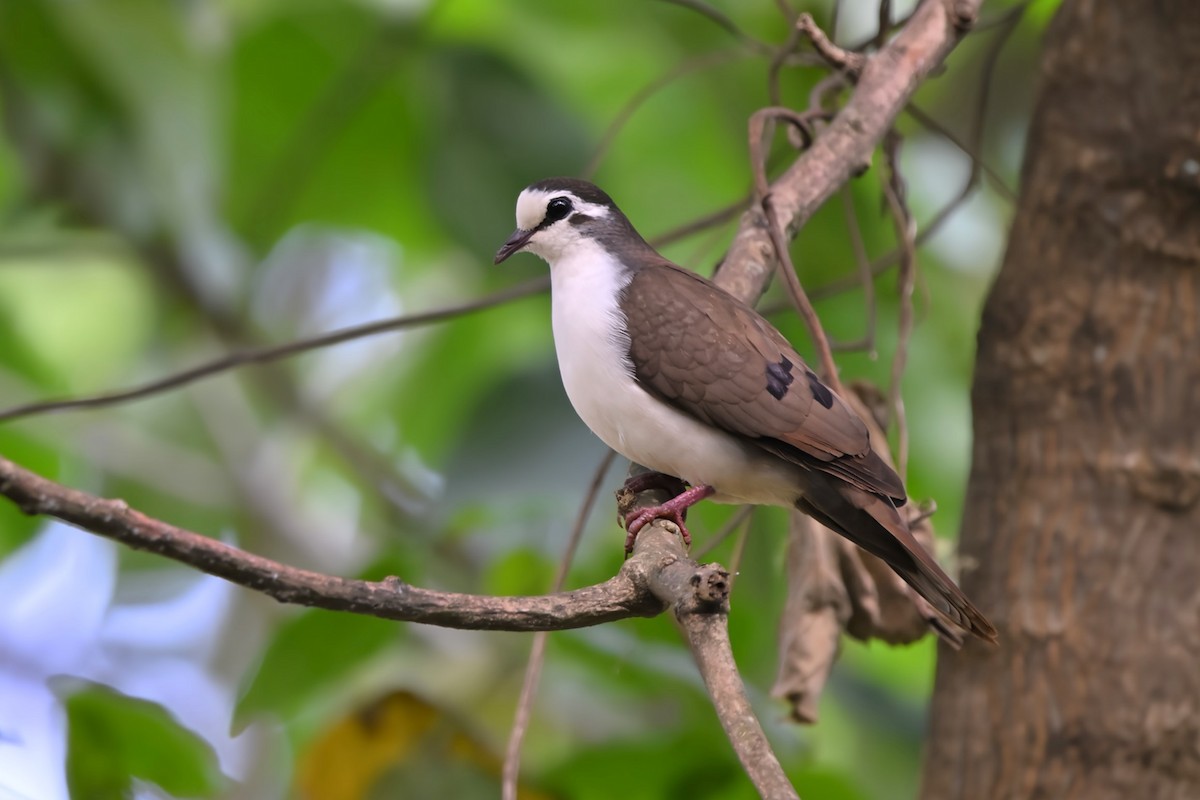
xmin=952 ymin=0 xmax=979 ymax=32
xmin=690 ymin=564 xmax=731 ymax=607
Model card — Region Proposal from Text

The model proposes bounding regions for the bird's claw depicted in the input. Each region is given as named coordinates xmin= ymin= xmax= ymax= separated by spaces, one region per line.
xmin=622 ymin=506 xmax=692 ymax=554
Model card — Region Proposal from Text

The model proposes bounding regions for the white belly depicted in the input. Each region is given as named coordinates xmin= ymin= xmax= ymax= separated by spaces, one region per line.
xmin=548 ymin=249 xmax=801 ymax=506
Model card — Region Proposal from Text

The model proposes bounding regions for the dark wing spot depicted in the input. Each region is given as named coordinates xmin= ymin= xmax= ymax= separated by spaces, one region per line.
xmin=806 ymin=369 xmax=835 ymax=409
xmin=765 ymin=356 xmax=795 ymax=401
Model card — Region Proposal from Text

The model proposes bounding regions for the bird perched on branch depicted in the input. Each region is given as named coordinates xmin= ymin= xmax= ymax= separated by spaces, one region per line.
xmin=495 ymin=177 xmax=996 ymax=644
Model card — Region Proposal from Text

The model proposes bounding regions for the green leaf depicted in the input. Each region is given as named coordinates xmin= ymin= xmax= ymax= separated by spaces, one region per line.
xmin=236 ymin=607 xmax=399 ymax=728
xmin=0 ymin=254 xmax=155 ymax=391
xmin=63 ymin=681 xmax=226 ymax=799
xmin=541 ymin=730 xmax=747 ymax=800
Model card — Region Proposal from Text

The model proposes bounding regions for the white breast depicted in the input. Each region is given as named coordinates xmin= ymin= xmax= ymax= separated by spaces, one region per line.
xmin=548 ymin=244 xmax=802 ymax=506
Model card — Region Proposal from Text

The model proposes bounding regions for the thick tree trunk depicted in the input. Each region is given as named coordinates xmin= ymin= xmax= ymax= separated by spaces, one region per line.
xmin=922 ymin=2 xmax=1200 ymax=799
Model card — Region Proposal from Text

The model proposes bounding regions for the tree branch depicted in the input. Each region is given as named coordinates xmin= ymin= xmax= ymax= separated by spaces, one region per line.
xmin=0 ymin=454 xmax=662 ymax=631
xmin=672 ymin=571 xmax=800 ymax=799
xmin=715 ymin=0 xmax=982 ymax=306
xmin=616 ymin=479 xmax=801 ymax=800
xmin=0 ymin=277 xmax=548 ymax=424
xmin=0 ymin=451 xmax=799 ymax=795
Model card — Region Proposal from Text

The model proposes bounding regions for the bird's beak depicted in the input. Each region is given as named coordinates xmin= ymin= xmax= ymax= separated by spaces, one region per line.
xmin=494 ymin=228 xmax=533 ymax=264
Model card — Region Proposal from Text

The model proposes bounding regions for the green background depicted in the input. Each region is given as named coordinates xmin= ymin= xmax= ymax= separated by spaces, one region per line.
xmin=0 ymin=0 xmax=1046 ymax=797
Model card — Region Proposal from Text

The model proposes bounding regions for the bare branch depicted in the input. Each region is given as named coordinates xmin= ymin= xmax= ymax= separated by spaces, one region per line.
xmin=0 ymin=277 xmax=549 ymax=424
xmin=905 ymin=104 xmax=1016 ymax=201
xmin=650 ymin=194 xmax=751 ymax=249
xmin=667 ymin=566 xmax=801 ymax=800
xmin=796 ymin=13 xmax=866 ymax=76
xmin=693 ymin=504 xmax=755 ymax=559
xmin=768 ymin=23 xmax=805 ymax=107
xmin=882 ymin=132 xmax=917 ymax=479
xmin=0 ymin=450 xmax=802 ymax=796
xmin=0 ymin=454 xmax=659 ymax=631
xmin=615 ymin=475 xmax=802 ymax=798
xmin=838 ymin=187 xmax=878 ymax=357
xmin=657 ymin=0 xmax=776 ymax=55
xmin=805 ymin=0 xmax=1024 ymax=303
xmin=875 ymin=0 xmax=894 ymax=49
xmin=747 ymin=106 xmax=844 ymax=392
xmin=715 ymin=0 xmax=984 ymax=308
xmin=584 ymin=51 xmax=741 ymax=180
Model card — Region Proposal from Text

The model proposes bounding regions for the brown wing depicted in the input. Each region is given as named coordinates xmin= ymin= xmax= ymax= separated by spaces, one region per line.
xmin=619 ymin=262 xmax=905 ymax=503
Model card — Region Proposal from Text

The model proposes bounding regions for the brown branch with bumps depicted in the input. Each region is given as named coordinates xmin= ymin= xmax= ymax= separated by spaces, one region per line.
xmin=0 ymin=452 xmax=797 ymax=798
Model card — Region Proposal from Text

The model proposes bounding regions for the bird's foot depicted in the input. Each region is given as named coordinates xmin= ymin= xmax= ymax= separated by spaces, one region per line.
xmin=621 ymin=471 xmax=688 ymax=497
xmin=622 ymin=484 xmax=716 ymax=554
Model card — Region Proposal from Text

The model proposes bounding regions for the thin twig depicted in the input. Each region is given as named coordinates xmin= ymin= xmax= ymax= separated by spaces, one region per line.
xmin=895 ymin=1 xmax=1026 ymax=210
xmin=693 ymin=505 xmax=755 ymax=559
xmin=882 ymin=132 xmax=916 ymax=479
xmin=502 ymin=449 xmax=616 ymax=800
xmin=802 ymin=4 xmax=1025 ymax=343
xmin=716 ymin=0 xmax=983 ymax=310
xmin=774 ymin=0 xmax=796 ymax=25
xmin=905 ymin=104 xmax=1016 ymax=202
xmin=833 ymin=188 xmax=877 ymax=357
xmin=748 ymin=106 xmax=844 ymax=392
xmin=0 ymin=277 xmax=549 ymax=424
xmin=808 ymin=72 xmax=847 ymax=116
xmin=796 ymin=13 xmax=866 ymax=76
xmin=874 ymin=0 xmax=893 ymax=50
xmin=767 ymin=24 xmax=804 ymax=107
xmin=650 ymin=194 xmax=750 ymax=249
xmin=583 ymin=51 xmax=740 ymax=180
xmin=723 ymin=513 xmax=754 ymax=592
xmin=763 ymin=194 xmax=845 ymax=388
xmin=656 ymin=0 xmax=775 ymax=55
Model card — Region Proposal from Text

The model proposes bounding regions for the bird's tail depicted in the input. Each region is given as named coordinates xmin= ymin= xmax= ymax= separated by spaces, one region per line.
xmin=797 ymin=479 xmax=997 ymax=644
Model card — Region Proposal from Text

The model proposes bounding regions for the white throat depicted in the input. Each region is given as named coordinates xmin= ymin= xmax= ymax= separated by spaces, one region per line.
xmin=545 ymin=240 xmax=636 ymax=446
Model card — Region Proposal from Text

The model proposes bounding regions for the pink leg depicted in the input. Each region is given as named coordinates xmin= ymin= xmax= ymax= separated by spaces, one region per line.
xmin=622 ymin=471 xmax=687 ymax=496
xmin=623 ymin=484 xmax=715 ymax=553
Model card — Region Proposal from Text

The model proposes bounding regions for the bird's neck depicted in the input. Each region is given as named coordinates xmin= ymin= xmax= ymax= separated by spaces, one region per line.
xmin=548 ymin=241 xmax=632 ymax=362
xmin=547 ymin=239 xmax=633 ymax=297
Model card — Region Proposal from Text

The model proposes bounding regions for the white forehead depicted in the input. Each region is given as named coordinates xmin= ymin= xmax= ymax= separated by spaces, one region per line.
xmin=515 ymin=188 xmax=611 ymax=230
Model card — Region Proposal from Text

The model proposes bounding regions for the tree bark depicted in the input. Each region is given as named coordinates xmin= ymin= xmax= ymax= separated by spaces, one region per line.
xmin=923 ymin=2 xmax=1200 ymax=799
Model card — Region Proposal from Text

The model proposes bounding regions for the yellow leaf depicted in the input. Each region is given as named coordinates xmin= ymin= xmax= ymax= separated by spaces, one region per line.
xmin=296 ymin=690 xmax=552 ymax=800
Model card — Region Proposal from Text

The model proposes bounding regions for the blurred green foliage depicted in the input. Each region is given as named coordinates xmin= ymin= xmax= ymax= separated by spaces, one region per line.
xmin=0 ymin=0 xmax=1046 ymax=797
xmin=63 ymin=682 xmax=226 ymax=799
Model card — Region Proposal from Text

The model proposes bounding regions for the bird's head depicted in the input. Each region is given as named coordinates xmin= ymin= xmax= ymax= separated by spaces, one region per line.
xmin=494 ymin=178 xmax=631 ymax=265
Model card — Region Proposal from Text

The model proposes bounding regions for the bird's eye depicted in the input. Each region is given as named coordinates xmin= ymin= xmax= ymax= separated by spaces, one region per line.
xmin=545 ymin=196 xmax=573 ymax=223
